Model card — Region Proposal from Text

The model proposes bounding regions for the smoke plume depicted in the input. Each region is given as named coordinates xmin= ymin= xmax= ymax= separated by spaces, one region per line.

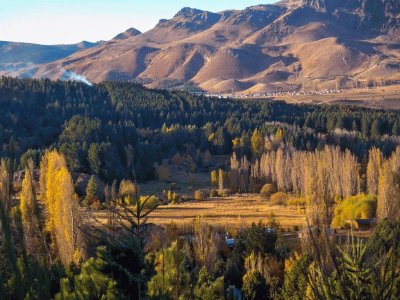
xmin=62 ymin=69 xmax=93 ymax=86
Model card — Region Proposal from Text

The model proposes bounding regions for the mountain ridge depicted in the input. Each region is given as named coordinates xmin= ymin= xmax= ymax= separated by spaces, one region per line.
xmin=2 ymin=0 xmax=399 ymax=93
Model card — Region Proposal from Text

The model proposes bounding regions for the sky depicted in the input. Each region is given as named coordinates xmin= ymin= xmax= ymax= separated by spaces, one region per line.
xmin=1 ymin=0 xmax=275 ymax=45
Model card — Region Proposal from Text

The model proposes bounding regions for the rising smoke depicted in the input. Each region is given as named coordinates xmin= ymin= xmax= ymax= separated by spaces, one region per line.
xmin=62 ymin=69 xmax=93 ymax=86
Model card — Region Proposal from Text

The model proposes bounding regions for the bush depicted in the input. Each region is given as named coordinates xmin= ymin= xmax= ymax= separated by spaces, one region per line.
xmin=270 ymin=192 xmax=289 ymax=206
xmin=210 ymin=189 xmax=218 ymax=197
xmin=90 ymin=199 xmax=102 ymax=210
xmin=286 ymin=196 xmax=307 ymax=207
xmin=140 ymin=195 xmax=160 ymax=209
xmin=218 ymin=189 xmax=231 ymax=197
xmin=260 ymin=183 xmax=276 ymax=199
xmin=194 ymin=190 xmax=207 ymax=200
xmin=332 ymin=194 xmax=377 ymax=228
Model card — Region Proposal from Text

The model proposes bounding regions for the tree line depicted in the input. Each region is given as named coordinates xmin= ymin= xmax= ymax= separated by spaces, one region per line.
xmin=1 ymin=76 xmax=400 ymax=184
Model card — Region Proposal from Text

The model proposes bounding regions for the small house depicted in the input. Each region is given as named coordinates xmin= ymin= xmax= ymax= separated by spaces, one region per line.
xmin=355 ymin=218 xmax=376 ymax=230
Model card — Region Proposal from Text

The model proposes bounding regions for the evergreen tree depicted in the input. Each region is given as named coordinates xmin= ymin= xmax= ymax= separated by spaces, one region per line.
xmin=20 ymin=159 xmax=48 ymax=261
xmin=56 ymin=246 xmax=118 ymax=300
xmin=245 ymin=223 xmax=277 ymax=256
xmin=370 ymin=119 xmax=382 ymax=139
xmin=88 ymin=143 xmax=101 ymax=175
xmin=194 ymin=267 xmax=224 ymax=300
xmin=147 ymin=242 xmax=191 ymax=299
xmin=84 ymin=175 xmax=98 ymax=207
xmin=242 ymin=271 xmax=270 ymax=300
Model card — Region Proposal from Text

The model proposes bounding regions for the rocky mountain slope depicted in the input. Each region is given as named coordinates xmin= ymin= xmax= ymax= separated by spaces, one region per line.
xmin=3 ymin=0 xmax=400 ymax=93
xmin=0 ymin=40 xmax=101 ymax=77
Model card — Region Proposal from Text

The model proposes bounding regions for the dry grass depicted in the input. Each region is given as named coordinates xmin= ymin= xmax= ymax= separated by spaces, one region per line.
xmin=148 ymin=195 xmax=305 ymax=230
xmin=88 ymin=195 xmax=305 ymax=233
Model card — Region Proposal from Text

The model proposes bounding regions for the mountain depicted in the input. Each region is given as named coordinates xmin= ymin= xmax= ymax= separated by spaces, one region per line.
xmin=3 ymin=0 xmax=400 ymax=93
xmin=113 ymin=28 xmax=142 ymax=40
xmin=0 ymin=40 xmax=101 ymax=77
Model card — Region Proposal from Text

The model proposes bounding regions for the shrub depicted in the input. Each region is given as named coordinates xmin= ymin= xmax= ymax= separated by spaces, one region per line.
xmin=286 ymin=196 xmax=307 ymax=207
xmin=270 ymin=192 xmax=289 ymax=205
xmin=218 ymin=189 xmax=231 ymax=197
xmin=194 ymin=190 xmax=207 ymax=200
xmin=260 ymin=183 xmax=277 ymax=199
xmin=332 ymin=194 xmax=377 ymax=228
xmin=210 ymin=189 xmax=218 ymax=197
xmin=90 ymin=199 xmax=102 ymax=210
xmin=140 ymin=195 xmax=160 ymax=209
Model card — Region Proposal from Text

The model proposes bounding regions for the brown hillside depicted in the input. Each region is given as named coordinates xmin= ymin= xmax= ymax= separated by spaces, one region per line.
xmin=4 ymin=0 xmax=400 ymax=93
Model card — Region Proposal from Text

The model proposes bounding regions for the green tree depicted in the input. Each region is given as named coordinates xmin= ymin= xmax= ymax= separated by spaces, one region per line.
xmin=84 ymin=175 xmax=98 ymax=207
xmin=370 ymin=119 xmax=381 ymax=139
xmin=56 ymin=246 xmax=118 ymax=300
xmin=282 ymin=254 xmax=311 ymax=300
xmin=194 ymin=267 xmax=224 ymax=300
xmin=242 ymin=271 xmax=269 ymax=300
xmin=251 ymin=129 xmax=264 ymax=157
xmin=392 ymin=121 xmax=399 ymax=136
xmin=224 ymin=258 xmax=243 ymax=289
xmin=361 ymin=116 xmax=370 ymax=137
xmin=147 ymin=242 xmax=191 ymax=299
xmin=88 ymin=143 xmax=101 ymax=175
xmin=240 ymin=131 xmax=251 ymax=158
xmin=245 ymin=223 xmax=277 ymax=256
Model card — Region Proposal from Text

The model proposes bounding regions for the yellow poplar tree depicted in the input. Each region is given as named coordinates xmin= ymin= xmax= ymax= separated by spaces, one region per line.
xmin=251 ymin=129 xmax=264 ymax=157
xmin=367 ymin=148 xmax=383 ymax=196
xmin=40 ymin=150 xmax=80 ymax=265
xmin=210 ymin=170 xmax=218 ymax=186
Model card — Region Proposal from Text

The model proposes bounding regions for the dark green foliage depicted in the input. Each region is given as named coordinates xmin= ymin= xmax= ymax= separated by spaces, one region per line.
xmin=242 ymin=271 xmax=270 ymax=300
xmin=365 ymin=220 xmax=400 ymax=261
xmin=194 ymin=267 xmax=224 ymax=300
xmin=84 ymin=175 xmax=98 ymax=207
xmin=224 ymin=258 xmax=243 ymax=289
xmin=244 ymin=223 xmax=277 ymax=256
xmin=1 ymin=77 xmax=400 ymax=182
xmin=282 ymin=254 xmax=311 ymax=300
xmin=56 ymin=246 xmax=118 ymax=299
xmin=88 ymin=143 xmax=101 ymax=175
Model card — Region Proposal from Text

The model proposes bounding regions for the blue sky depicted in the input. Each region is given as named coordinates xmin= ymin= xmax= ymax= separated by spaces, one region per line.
xmin=1 ymin=0 xmax=275 ymax=45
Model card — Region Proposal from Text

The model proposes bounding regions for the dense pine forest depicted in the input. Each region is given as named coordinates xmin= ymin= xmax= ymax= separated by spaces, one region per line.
xmin=1 ymin=77 xmax=400 ymax=299
xmin=1 ymin=76 xmax=400 ymax=181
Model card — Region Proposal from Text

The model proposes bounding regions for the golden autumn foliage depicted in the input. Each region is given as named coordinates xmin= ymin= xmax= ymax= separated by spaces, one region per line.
xmin=210 ymin=170 xmax=218 ymax=186
xmin=40 ymin=150 xmax=80 ymax=265
xmin=367 ymin=148 xmax=383 ymax=196
xmin=140 ymin=195 xmax=160 ymax=209
xmin=118 ymin=179 xmax=138 ymax=205
xmin=251 ymin=129 xmax=264 ymax=157
xmin=332 ymin=194 xmax=377 ymax=228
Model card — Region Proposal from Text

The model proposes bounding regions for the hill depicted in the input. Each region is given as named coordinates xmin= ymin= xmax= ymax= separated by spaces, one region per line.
xmin=0 ymin=40 xmax=101 ymax=77
xmin=2 ymin=0 xmax=400 ymax=93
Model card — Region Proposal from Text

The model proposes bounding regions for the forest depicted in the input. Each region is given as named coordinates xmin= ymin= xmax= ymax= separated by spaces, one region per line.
xmin=0 ymin=76 xmax=400 ymax=299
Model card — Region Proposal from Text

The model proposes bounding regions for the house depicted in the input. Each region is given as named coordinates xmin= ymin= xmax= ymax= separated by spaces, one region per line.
xmin=225 ymin=233 xmax=235 ymax=248
xmin=355 ymin=218 xmax=376 ymax=230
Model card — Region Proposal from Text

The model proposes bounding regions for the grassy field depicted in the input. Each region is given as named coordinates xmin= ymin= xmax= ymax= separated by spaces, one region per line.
xmin=89 ymin=195 xmax=305 ymax=232
xmin=147 ymin=195 xmax=305 ymax=231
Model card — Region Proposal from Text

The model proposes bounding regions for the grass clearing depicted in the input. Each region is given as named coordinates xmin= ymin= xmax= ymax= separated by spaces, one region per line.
xmin=147 ymin=195 xmax=305 ymax=230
